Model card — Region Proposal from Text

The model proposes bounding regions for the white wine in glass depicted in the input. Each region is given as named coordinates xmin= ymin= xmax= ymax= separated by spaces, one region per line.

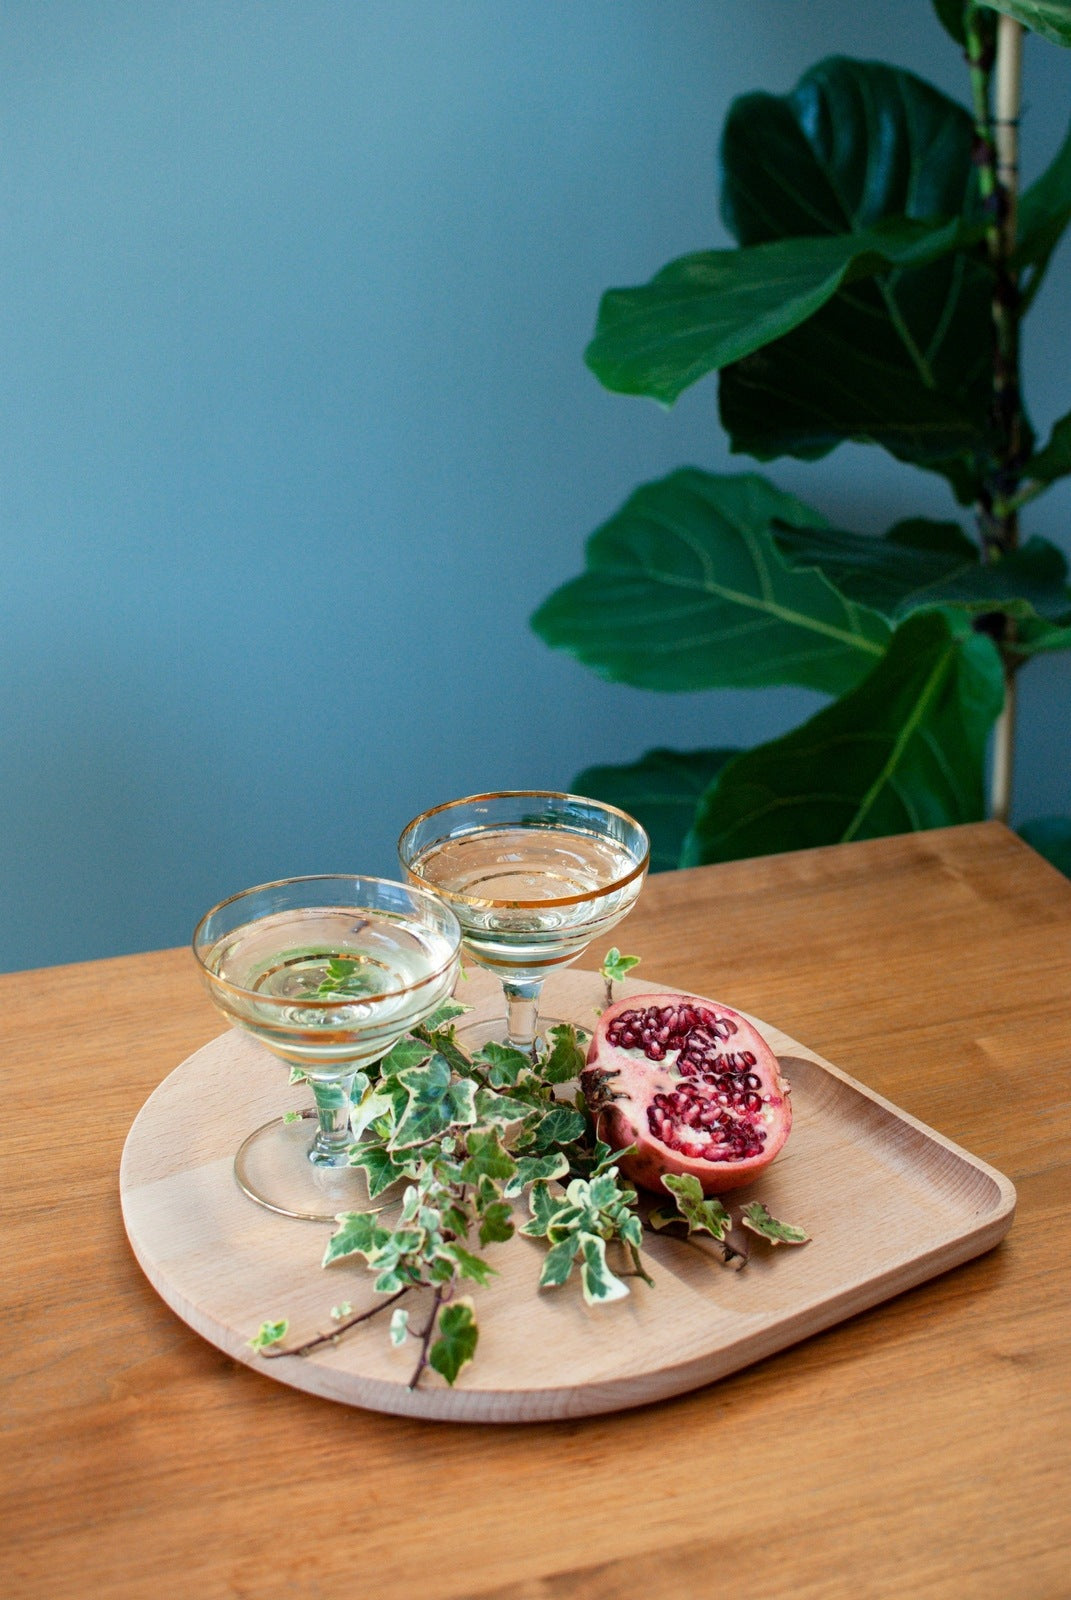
xmin=193 ymin=875 xmax=461 ymax=1221
xmin=398 ymin=792 xmax=649 ymax=1051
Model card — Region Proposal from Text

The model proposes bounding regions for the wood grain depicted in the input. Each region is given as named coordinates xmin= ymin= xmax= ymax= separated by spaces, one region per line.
xmin=2 ymin=823 xmax=1069 ymax=1599
xmin=119 ymin=968 xmax=1014 ymax=1422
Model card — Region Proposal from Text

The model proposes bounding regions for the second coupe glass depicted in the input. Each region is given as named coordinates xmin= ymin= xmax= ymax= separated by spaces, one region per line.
xmin=398 ymin=791 xmax=649 ymax=1051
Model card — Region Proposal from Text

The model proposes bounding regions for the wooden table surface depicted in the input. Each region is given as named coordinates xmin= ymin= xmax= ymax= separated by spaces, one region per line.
xmin=2 ymin=822 xmax=1069 ymax=1600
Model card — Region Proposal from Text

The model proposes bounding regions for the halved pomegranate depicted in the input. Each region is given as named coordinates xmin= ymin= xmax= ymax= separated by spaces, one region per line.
xmin=581 ymin=991 xmax=792 ymax=1195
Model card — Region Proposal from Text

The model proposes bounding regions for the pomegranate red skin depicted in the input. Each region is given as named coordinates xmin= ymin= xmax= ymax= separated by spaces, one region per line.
xmin=582 ymin=990 xmax=791 ymax=1196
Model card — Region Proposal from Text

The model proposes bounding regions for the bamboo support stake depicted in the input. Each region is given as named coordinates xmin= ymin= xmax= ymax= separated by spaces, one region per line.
xmin=988 ymin=11 xmax=1024 ymax=826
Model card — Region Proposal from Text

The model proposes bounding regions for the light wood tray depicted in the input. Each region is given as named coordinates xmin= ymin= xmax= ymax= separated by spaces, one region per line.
xmin=120 ymin=969 xmax=1015 ymax=1422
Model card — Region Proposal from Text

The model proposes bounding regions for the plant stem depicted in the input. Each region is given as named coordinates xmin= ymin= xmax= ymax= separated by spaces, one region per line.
xmin=965 ymin=4 xmax=1025 ymax=823
xmin=262 ymin=1287 xmax=410 ymax=1359
xmin=408 ymin=1284 xmax=446 ymax=1390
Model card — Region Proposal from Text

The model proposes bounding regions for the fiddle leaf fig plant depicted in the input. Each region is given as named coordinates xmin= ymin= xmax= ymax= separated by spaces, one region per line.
xmin=533 ymin=3 xmax=1071 ymax=875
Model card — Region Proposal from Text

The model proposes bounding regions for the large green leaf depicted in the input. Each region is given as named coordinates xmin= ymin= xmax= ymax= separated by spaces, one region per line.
xmin=773 ymin=519 xmax=1071 ymax=625
xmin=681 ymin=609 xmax=1005 ymax=866
xmin=931 ymin=0 xmax=998 ymax=47
xmin=985 ymin=1 xmax=1071 ymax=45
xmin=1025 ymin=409 xmax=1071 ymax=485
xmin=572 ymin=747 xmax=738 ymax=872
xmin=584 ymin=218 xmax=973 ymax=406
xmin=531 ymin=470 xmax=890 ymax=695
xmin=717 ymin=59 xmax=997 ymax=485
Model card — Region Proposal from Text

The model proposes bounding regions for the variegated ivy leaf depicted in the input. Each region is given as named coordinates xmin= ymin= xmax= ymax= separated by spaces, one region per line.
xmin=460 ymin=1126 xmax=517 ymax=1184
xmin=348 ymin=1144 xmax=414 ymax=1198
xmin=423 ymin=997 xmax=471 ymax=1030
xmin=350 ymin=1084 xmax=397 ymax=1142
xmin=473 ymin=1085 xmax=538 ymax=1130
xmin=539 ymin=1235 xmax=581 ymax=1287
xmin=647 ymin=1205 xmax=689 ymax=1233
xmin=331 ymin=1302 xmax=353 ymax=1320
xmin=282 ymin=1110 xmax=304 ymax=1126
xmin=389 ymin=1055 xmax=478 ymax=1150
xmin=532 ymin=1105 xmax=588 ymax=1151
xmin=471 ymin=1041 xmax=531 ymax=1088
xmin=478 ymin=1200 xmax=515 ymax=1246
xmin=248 ymin=1319 xmax=288 ymax=1350
xmin=542 ymin=1024 xmax=588 ymax=1084
xmin=502 ymin=1149 xmax=570 ymax=1199
xmin=661 ymin=1173 xmax=733 ymax=1240
xmin=377 ymin=1036 xmax=433 ymax=1077
xmin=523 ymin=1179 xmax=565 ymax=1238
xmin=442 ymin=1243 xmax=497 ymax=1286
xmin=389 ymin=1307 xmax=410 ymax=1347
xmin=322 ymin=1210 xmax=392 ymax=1267
xmin=288 ymin=1066 xmax=308 ymax=1085
xmin=577 ymin=1233 xmax=630 ymax=1305
xmin=429 ymin=1299 xmax=479 ymax=1385
xmin=739 ymin=1201 xmax=810 ymax=1245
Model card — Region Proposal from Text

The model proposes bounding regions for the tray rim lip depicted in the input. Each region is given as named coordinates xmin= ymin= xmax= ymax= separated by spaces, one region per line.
xmin=119 ymin=976 xmax=1018 ymax=1423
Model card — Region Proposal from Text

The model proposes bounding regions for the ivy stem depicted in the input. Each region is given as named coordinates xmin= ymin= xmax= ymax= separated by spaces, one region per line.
xmin=965 ymin=4 xmax=1025 ymax=824
xmin=408 ymin=1283 xmax=447 ymax=1390
xmin=262 ymin=1287 xmax=410 ymax=1359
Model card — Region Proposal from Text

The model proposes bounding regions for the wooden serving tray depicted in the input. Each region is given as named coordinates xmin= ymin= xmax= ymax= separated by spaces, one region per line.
xmin=120 ymin=970 xmax=1015 ymax=1422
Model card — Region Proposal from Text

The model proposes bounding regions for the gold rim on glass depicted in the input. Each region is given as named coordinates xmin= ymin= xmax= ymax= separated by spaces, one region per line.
xmin=191 ymin=872 xmax=463 ymax=1010
xmin=397 ymin=790 xmax=650 ymax=910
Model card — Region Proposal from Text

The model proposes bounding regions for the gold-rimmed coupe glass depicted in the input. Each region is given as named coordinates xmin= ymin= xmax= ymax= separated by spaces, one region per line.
xmin=398 ymin=792 xmax=649 ymax=1052
xmin=192 ymin=874 xmax=461 ymax=1221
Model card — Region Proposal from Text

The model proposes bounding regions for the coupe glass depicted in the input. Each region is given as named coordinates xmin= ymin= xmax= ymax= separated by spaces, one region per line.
xmin=193 ymin=875 xmax=461 ymax=1221
xmin=398 ymin=791 xmax=649 ymax=1052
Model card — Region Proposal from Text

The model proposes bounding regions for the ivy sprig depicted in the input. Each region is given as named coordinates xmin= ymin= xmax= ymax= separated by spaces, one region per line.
xmin=252 ymin=952 xmax=809 ymax=1389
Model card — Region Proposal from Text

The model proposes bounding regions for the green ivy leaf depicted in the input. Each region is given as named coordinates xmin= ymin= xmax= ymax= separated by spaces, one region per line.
xmin=429 ymin=1299 xmax=479 ymax=1386
xmin=460 ymin=1127 xmax=518 ymax=1185
xmin=470 ymin=1041 xmax=531 ymax=1088
xmin=532 ymin=470 xmax=890 ymax=697
xmin=248 ymin=1319 xmax=288 ymax=1351
xmin=683 ymin=608 xmax=1005 ymax=865
xmin=377 ymin=1036 xmax=433 ymax=1077
xmin=442 ymin=1243 xmax=497 ymax=1287
xmin=532 ymin=1105 xmax=588 ymax=1152
xmin=739 ymin=1201 xmax=811 ymax=1245
xmin=478 ymin=1200 xmax=516 ymax=1246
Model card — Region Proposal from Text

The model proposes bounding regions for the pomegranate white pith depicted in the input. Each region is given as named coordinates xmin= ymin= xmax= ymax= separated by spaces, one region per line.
xmin=581 ymin=991 xmax=792 ymax=1195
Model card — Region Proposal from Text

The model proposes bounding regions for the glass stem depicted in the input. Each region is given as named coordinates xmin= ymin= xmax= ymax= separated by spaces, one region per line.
xmin=503 ymin=981 xmax=542 ymax=1052
xmin=306 ymin=1072 xmax=358 ymax=1167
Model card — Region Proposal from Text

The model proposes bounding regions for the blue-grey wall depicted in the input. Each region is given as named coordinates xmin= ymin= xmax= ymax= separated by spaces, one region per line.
xmin=3 ymin=2 xmax=1069 ymax=972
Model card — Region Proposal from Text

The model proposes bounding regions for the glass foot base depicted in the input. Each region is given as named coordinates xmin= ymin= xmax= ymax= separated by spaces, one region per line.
xmin=234 ymin=1113 xmax=373 ymax=1223
xmin=453 ymin=1012 xmax=569 ymax=1057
